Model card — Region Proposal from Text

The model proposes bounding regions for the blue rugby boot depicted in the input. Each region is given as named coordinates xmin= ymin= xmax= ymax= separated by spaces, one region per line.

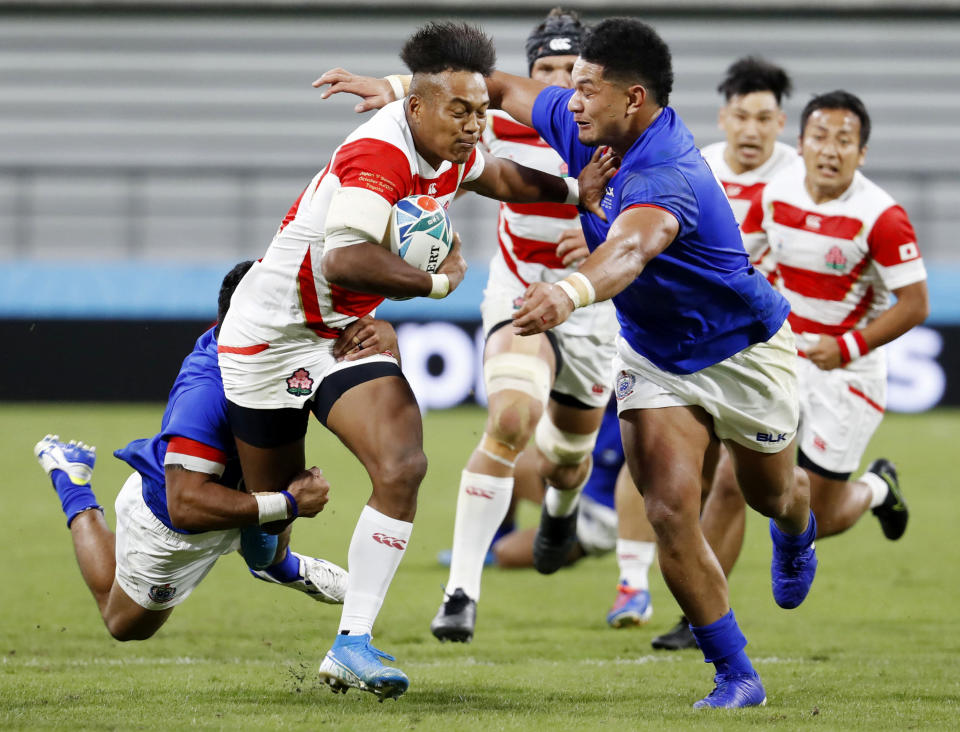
xmin=606 ymin=581 xmax=653 ymax=628
xmin=693 ymin=672 xmax=767 ymax=709
xmin=770 ymin=512 xmax=818 ymax=609
xmin=318 ymin=633 xmax=409 ymax=701
xmin=34 ymin=434 xmax=102 ymax=526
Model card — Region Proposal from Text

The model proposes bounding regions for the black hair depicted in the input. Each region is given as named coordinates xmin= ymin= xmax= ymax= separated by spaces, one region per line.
xmin=215 ymin=259 xmax=255 ymax=337
xmin=717 ymin=56 xmax=793 ymax=106
xmin=579 ymin=18 xmax=673 ymax=106
xmin=400 ymin=21 xmax=496 ymax=77
xmin=800 ymin=90 xmax=871 ymax=148
xmin=525 ymin=8 xmax=586 ymax=72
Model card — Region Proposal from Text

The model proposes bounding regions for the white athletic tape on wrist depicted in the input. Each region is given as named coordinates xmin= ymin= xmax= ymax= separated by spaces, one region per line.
xmin=534 ymin=416 xmax=599 ymax=466
xmin=254 ymin=492 xmax=289 ymax=524
xmin=563 ymin=176 xmax=580 ymax=206
xmin=483 ymin=352 xmax=552 ymax=404
xmin=556 ymin=272 xmax=596 ymax=309
xmin=428 ymin=273 xmax=450 ymax=299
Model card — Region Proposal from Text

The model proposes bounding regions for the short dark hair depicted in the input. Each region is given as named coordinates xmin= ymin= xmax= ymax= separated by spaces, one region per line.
xmin=717 ymin=56 xmax=793 ymax=106
xmin=400 ymin=21 xmax=496 ymax=77
xmin=525 ymin=8 xmax=586 ymax=72
xmin=800 ymin=90 xmax=871 ymax=148
xmin=215 ymin=260 xmax=255 ymax=337
xmin=579 ymin=18 xmax=673 ymax=106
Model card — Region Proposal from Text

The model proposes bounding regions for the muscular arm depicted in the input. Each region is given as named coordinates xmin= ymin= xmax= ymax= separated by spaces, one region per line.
xmin=323 ymin=242 xmax=433 ymax=298
xmin=512 ymin=206 xmax=679 ymax=335
xmin=483 ymin=71 xmax=548 ymax=127
xmin=461 ymin=150 xmax=570 ymax=204
xmin=314 ymin=68 xmax=547 ymax=127
xmin=165 ymin=465 xmax=258 ymax=531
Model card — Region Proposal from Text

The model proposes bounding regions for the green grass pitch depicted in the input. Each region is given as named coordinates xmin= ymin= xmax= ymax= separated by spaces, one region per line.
xmin=1 ymin=403 xmax=958 ymax=730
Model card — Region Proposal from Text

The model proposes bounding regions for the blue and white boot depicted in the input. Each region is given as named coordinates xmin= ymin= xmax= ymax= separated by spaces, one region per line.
xmin=318 ymin=633 xmax=409 ymax=700
xmin=250 ymin=552 xmax=347 ymax=604
xmin=34 ymin=434 xmax=102 ymax=526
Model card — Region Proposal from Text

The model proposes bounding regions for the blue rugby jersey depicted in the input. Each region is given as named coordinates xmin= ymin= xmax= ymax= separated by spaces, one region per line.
xmin=114 ymin=327 xmax=240 ymax=533
xmin=531 ymin=87 xmax=789 ymax=374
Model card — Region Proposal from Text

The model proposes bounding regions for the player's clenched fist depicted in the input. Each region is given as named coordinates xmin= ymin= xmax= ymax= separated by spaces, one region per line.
xmin=286 ymin=466 xmax=331 ymax=518
xmin=512 ymin=281 xmax=575 ymax=336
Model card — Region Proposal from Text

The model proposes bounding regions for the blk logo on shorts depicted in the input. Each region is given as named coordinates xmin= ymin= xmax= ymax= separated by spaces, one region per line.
xmin=148 ymin=583 xmax=177 ymax=604
xmin=756 ymin=432 xmax=788 ymax=443
xmin=286 ymin=368 xmax=314 ymax=397
xmin=615 ymin=370 xmax=635 ymax=400
xmin=372 ymin=532 xmax=407 ymax=550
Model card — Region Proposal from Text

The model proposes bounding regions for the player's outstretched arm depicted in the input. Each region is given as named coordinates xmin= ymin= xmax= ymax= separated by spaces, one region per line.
xmin=512 ymin=206 xmax=679 ymax=335
xmin=165 ymin=464 xmax=330 ymax=532
xmin=313 ymin=68 xmax=395 ymax=113
xmin=462 ymin=151 xmax=572 ymax=205
xmin=313 ymin=68 xmax=547 ymax=127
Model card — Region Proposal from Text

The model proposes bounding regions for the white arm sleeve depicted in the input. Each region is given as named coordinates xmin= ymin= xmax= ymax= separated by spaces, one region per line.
xmin=323 ymin=187 xmax=393 ymax=250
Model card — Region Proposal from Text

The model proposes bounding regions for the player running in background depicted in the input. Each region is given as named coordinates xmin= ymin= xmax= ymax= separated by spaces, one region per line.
xmin=318 ymin=18 xmax=819 ymax=708
xmin=730 ymin=90 xmax=926 ymax=556
xmin=222 ymin=22 xmax=596 ymax=700
xmin=31 ymin=261 xmax=379 ymax=642
xmin=425 ymin=8 xmax=621 ymax=645
xmin=651 ymin=55 xmax=799 ymax=652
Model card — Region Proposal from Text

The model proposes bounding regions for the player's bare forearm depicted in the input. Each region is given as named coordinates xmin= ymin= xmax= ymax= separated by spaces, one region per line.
xmin=323 ymin=241 xmax=432 ymax=298
xmin=860 ymin=280 xmax=930 ymax=350
xmin=165 ymin=465 xmax=259 ymax=530
xmin=579 ymin=207 xmax=679 ymax=301
xmin=463 ymin=155 xmax=568 ymax=204
xmin=511 ymin=207 xmax=678 ymax=336
xmin=484 ymin=71 xmax=547 ymax=128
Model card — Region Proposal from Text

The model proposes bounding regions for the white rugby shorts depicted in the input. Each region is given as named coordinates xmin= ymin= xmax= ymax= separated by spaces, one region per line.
xmin=481 ymin=255 xmax=618 ymax=409
xmin=218 ymin=327 xmax=400 ymax=410
xmin=795 ymin=349 xmax=886 ymax=474
xmin=613 ymin=322 xmax=799 ymax=453
xmin=114 ymin=472 xmax=241 ymax=610
xmin=576 ymin=493 xmax=618 ymax=555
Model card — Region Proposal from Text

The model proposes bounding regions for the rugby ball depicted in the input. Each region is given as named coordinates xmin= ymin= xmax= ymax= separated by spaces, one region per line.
xmin=384 ymin=195 xmax=454 ymax=274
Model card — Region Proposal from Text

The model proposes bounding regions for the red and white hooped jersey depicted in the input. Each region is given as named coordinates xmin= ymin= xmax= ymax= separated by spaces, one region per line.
xmin=742 ymin=164 xmax=926 ymax=347
xmin=483 ymin=110 xmax=615 ymax=336
xmin=222 ymin=99 xmax=485 ymax=346
xmin=700 ymin=140 xmax=798 ymax=274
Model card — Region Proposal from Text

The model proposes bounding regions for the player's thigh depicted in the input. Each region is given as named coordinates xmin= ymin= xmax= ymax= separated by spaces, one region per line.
xmin=723 ymin=437 xmax=798 ymax=508
xmin=102 ymin=580 xmax=174 ymax=640
xmin=618 ymin=405 xmax=714 ymax=523
xmin=324 ymin=371 xmax=424 ymax=476
xmin=482 ymin=323 xmax=556 ymax=429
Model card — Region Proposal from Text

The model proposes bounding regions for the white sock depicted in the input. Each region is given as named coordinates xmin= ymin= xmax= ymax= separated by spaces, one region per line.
xmin=337 ymin=505 xmax=412 ymax=636
xmin=446 ymin=470 xmax=513 ymax=601
xmin=616 ymin=538 xmax=656 ymax=590
xmin=860 ymin=470 xmax=889 ymax=508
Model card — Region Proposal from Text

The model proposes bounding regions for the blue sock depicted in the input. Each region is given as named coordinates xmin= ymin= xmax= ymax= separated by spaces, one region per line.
xmin=264 ymin=548 xmax=301 ymax=583
xmin=241 ymin=526 xmax=279 ymax=570
xmin=690 ymin=609 xmax=756 ymax=677
xmin=770 ymin=510 xmax=817 ymax=550
xmin=51 ymin=470 xmax=102 ymax=528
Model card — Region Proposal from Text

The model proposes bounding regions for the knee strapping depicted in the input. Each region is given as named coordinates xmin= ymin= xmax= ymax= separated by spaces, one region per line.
xmin=483 ymin=352 xmax=551 ymax=404
xmin=534 ymin=417 xmax=599 ymax=466
xmin=479 ymin=433 xmax=521 ymax=469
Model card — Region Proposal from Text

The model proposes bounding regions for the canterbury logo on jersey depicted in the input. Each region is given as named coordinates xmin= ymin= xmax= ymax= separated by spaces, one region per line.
xmin=372 ymin=532 xmax=407 ymax=550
